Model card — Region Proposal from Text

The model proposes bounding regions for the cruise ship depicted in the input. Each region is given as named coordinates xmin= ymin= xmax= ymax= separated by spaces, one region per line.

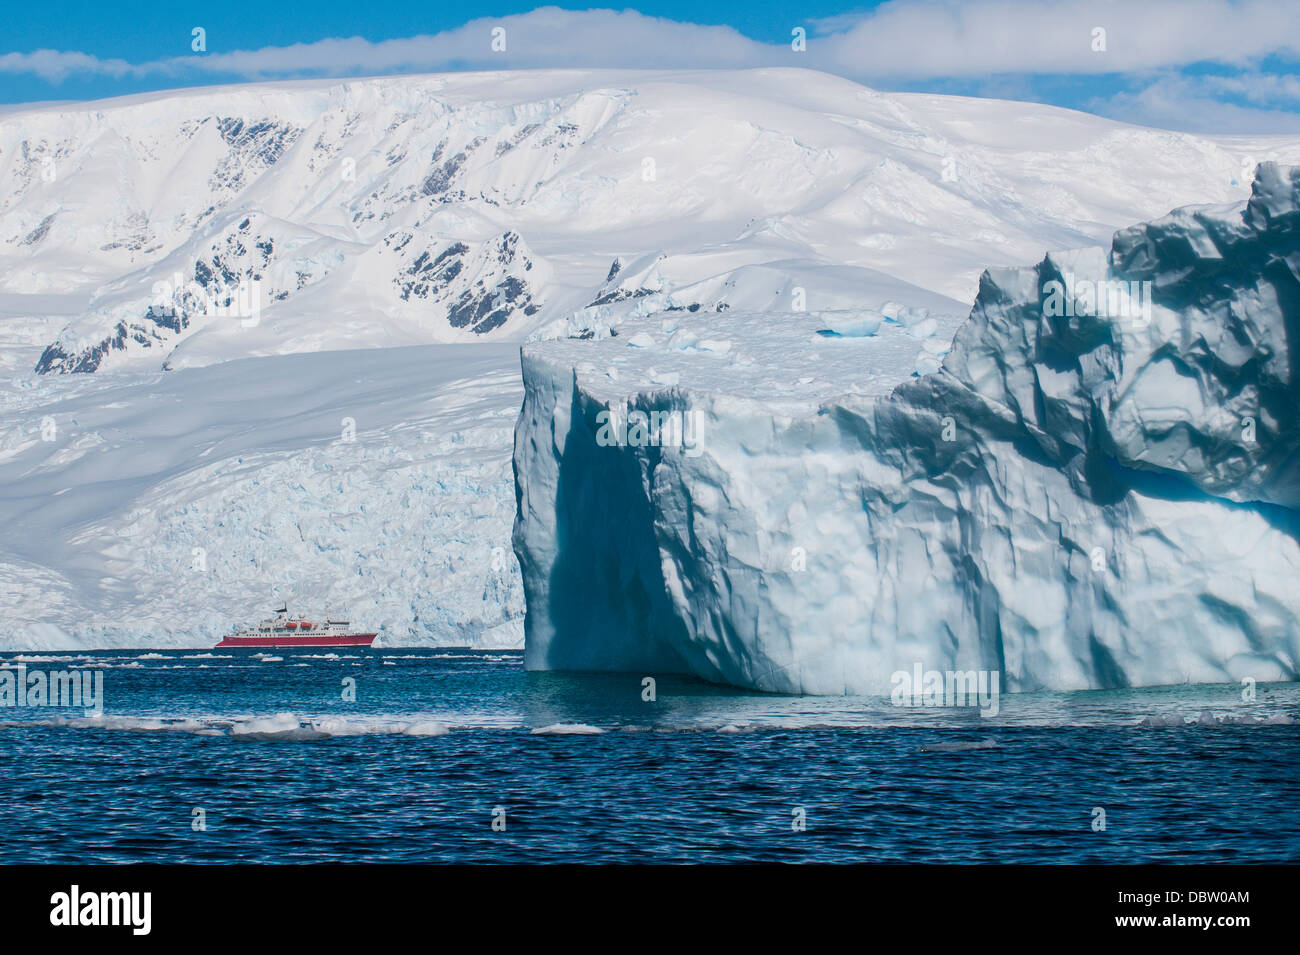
xmin=216 ymin=607 xmax=376 ymax=648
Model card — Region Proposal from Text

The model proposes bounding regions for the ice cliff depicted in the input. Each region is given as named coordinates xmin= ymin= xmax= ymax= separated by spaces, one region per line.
xmin=512 ymin=164 xmax=1300 ymax=694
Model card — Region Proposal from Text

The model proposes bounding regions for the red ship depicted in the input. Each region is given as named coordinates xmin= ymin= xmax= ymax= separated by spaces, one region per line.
xmin=216 ymin=606 xmax=376 ymax=648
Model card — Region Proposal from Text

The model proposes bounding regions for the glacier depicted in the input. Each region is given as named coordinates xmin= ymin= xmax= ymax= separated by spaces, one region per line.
xmin=0 ymin=344 xmax=525 ymax=649
xmin=512 ymin=163 xmax=1300 ymax=694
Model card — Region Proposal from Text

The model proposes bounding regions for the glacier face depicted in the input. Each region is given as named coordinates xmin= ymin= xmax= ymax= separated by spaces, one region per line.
xmin=513 ymin=164 xmax=1300 ymax=694
xmin=0 ymin=344 xmax=525 ymax=649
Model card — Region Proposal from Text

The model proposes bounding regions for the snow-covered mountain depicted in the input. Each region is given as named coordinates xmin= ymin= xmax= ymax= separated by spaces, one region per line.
xmin=3 ymin=68 xmax=1300 ymax=651
xmin=513 ymin=163 xmax=1300 ymax=693
xmin=5 ymin=68 xmax=1298 ymax=377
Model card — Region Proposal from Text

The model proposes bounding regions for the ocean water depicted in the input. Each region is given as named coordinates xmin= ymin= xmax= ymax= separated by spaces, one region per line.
xmin=1 ymin=648 xmax=1298 ymax=864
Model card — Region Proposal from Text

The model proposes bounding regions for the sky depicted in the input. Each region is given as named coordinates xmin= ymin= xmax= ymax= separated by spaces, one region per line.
xmin=2 ymin=0 xmax=1299 ymax=132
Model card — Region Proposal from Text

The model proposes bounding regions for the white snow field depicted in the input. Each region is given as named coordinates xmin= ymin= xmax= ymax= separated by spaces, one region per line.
xmin=514 ymin=164 xmax=1300 ymax=694
xmin=3 ymin=68 xmax=1300 ymax=651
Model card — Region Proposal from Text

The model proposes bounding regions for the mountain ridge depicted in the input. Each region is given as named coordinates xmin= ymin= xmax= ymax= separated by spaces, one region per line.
xmin=5 ymin=67 xmax=1298 ymax=375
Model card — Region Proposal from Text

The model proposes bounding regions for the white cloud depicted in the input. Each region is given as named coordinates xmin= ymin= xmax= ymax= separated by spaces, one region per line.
xmin=813 ymin=0 xmax=1300 ymax=78
xmin=1 ymin=3 xmax=1298 ymax=132
xmin=6 ymin=3 xmax=1299 ymax=82
xmin=1199 ymin=71 xmax=1300 ymax=105
xmin=1089 ymin=72 xmax=1300 ymax=133
xmin=127 ymin=9 xmax=783 ymax=79
xmin=0 ymin=49 xmax=137 ymax=82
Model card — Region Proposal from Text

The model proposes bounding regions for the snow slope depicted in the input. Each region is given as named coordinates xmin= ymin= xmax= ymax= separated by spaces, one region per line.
xmin=5 ymin=68 xmax=1299 ymax=376
xmin=513 ymin=164 xmax=1300 ymax=694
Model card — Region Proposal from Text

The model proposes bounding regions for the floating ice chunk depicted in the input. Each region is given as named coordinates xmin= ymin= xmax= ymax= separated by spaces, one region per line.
xmin=1139 ymin=714 xmax=1187 ymax=727
xmin=237 ymin=712 xmax=302 ymax=733
xmin=914 ymin=353 xmax=943 ymax=376
xmin=530 ymin=722 xmax=604 ymax=735
xmin=648 ymin=368 xmax=681 ymax=386
xmin=697 ymin=339 xmax=731 ymax=354
xmin=627 ymin=332 xmax=656 ymax=348
xmin=230 ymin=712 xmax=325 ymax=739
xmin=308 ymin=717 xmax=379 ymax=736
xmin=819 ymin=309 xmax=884 ymax=338
xmin=47 ymin=714 xmax=209 ymax=734
xmin=403 ymin=720 xmax=451 ymax=736
xmin=669 ymin=329 xmax=699 ymax=350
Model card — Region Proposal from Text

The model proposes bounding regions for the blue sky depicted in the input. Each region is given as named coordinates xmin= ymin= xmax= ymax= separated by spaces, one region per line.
xmin=2 ymin=1 xmax=1298 ymax=132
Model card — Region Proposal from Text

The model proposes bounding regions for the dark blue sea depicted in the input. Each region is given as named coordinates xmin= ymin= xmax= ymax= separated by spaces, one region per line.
xmin=1 ymin=648 xmax=1297 ymax=863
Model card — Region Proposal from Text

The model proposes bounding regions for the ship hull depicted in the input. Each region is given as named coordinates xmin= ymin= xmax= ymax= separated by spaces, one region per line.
xmin=215 ymin=633 xmax=377 ymax=648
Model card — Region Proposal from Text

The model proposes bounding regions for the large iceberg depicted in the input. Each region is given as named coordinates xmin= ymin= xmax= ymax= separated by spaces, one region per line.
xmin=512 ymin=164 xmax=1300 ymax=694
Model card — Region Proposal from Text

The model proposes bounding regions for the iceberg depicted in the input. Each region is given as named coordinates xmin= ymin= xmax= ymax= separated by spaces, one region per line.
xmin=512 ymin=164 xmax=1300 ymax=695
